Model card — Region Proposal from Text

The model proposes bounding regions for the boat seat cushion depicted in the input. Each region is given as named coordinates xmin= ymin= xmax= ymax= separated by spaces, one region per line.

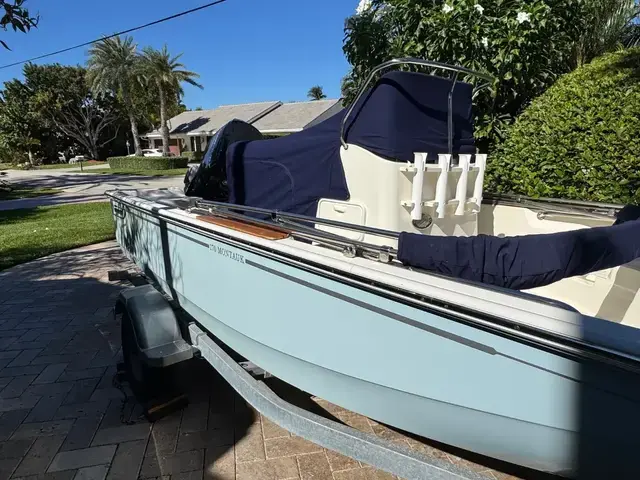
xmin=397 ymin=220 xmax=640 ymax=290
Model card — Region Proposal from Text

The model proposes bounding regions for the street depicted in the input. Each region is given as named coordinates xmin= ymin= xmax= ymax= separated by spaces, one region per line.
xmin=0 ymin=167 xmax=183 ymax=211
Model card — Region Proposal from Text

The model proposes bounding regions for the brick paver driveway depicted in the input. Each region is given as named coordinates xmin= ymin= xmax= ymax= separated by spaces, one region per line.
xmin=0 ymin=241 xmax=523 ymax=480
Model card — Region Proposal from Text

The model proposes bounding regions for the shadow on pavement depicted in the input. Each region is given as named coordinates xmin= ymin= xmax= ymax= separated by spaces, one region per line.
xmin=16 ymin=173 xmax=174 ymax=190
xmin=0 ymin=244 xmax=247 ymax=479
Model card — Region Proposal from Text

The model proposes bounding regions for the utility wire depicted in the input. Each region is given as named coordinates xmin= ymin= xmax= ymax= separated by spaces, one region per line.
xmin=0 ymin=0 xmax=228 ymax=70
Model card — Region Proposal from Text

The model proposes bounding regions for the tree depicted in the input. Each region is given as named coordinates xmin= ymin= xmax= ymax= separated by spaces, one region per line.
xmin=140 ymin=45 xmax=202 ymax=156
xmin=342 ymin=0 xmax=587 ymax=148
xmin=25 ymin=63 xmax=98 ymax=160
xmin=128 ymin=78 xmax=186 ymax=134
xmin=307 ymin=85 xmax=327 ymax=100
xmin=1 ymin=0 xmax=39 ymax=50
xmin=28 ymin=65 xmax=121 ymax=160
xmin=0 ymin=63 xmax=126 ymax=163
xmin=0 ymin=77 xmax=41 ymax=163
xmin=574 ymin=0 xmax=640 ymax=67
xmin=87 ymin=36 xmax=144 ymax=156
xmin=48 ymin=95 xmax=120 ymax=161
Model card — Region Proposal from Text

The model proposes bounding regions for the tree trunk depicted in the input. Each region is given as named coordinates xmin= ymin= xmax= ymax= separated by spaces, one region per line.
xmin=120 ymin=81 xmax=143 ymax=156
xmin=157 ymin=80 xmax=170 ymax=156
xmin=129 ymin=112 xmax=143 ymax=156
xmin=27 ymin=148 xmax=33 ymax=165
xmin=88 ymin=138 xmax=99 ymax=161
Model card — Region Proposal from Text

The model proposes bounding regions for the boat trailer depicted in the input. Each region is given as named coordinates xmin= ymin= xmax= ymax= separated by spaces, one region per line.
xmin=114 ymin=280 xmax=491 ymax=480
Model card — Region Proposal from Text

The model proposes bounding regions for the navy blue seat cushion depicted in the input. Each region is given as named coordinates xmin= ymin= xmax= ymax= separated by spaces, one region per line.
xmin=397 ymin=220 xmax=640 ymax=290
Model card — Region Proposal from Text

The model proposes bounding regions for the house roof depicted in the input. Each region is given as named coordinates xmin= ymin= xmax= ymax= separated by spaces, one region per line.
xmin=252 ymin=99 xmax=343 ymax=133
xmin=143 ymin=110 xmax=212 ymax=138
xmin=144 ymin=101 xmax=281 ymax=137
xmin=144 ymin=99 xmax=343 ymax=138
xmin=189 ymin=101 xmax=282 ymax=135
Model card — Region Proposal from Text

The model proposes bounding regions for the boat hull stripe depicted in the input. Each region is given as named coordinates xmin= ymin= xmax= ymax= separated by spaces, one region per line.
xmin=245 ymin=259 xmax=497 ymax=355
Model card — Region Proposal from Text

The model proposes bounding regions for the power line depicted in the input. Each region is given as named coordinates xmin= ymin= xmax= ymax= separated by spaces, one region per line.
xmin=0 ymin=0 xmax=229 ymax=70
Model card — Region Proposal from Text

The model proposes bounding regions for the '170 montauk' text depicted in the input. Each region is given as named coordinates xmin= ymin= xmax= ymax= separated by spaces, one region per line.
xmin=210 ymin=244 xmax=245 ymax=263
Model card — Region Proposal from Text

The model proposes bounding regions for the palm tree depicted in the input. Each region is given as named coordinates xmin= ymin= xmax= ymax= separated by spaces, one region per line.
xmin=307 ymin=85 xmax=327 ymax=101
xmin=140 ymin=46 xmax=203 ymax=156
xmin=575 ymin=0 xmax=640 ymax=67
xmin=87 ymin=35 xmax=144 ymax=156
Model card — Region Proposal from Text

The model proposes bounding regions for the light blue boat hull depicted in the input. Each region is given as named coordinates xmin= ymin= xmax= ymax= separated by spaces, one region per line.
xmin=112 ymin=199 xmax=640 ymax=478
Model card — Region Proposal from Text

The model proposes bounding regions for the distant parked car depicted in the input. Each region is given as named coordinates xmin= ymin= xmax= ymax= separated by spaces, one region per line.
xmin=127 ymin=149 xmax=173 ymax=157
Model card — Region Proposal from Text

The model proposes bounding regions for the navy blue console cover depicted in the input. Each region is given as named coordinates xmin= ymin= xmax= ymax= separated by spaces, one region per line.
xmin=226 ymin=109 xmax=349 ymax=216
xmin=397 ymin=220 xmax=640 ymax=290
xmin=225 ymin=70 xmax=475 ymax=216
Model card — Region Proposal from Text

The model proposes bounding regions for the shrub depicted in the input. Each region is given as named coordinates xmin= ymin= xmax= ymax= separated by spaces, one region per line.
xmin=183 ymin=151 xmax=204 ymax=163
xmin=487 ymin=49 xmax=640 ymax=204
xmin=107 ymin=156 xmax=189 ymax=170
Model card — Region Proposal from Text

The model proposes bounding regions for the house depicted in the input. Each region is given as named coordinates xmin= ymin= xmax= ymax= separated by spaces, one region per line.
xmin=143 ymin=98 xmax=342 ymax=155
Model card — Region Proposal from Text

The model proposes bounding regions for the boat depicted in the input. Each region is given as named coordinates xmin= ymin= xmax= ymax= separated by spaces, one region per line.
xmin=106 ymin=58 xmax=640 ymax=479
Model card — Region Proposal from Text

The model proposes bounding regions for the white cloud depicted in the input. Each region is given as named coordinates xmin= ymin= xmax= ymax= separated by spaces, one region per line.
xmin=517 ymin=11 xmax=531 ymax=24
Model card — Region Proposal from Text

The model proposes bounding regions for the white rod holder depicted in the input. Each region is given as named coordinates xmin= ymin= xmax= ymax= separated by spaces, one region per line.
xmin=411 ymin=152 xmax=427 ymax=221
xmin=435 ymin=154 xmax=451 ymax=219
xmin=455 ymin=154 xmax=471 ymax=216
xmin=473 ymin=154 xmax=487 ymax=207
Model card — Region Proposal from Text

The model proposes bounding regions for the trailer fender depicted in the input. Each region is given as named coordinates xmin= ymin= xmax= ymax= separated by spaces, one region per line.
xmin=115 ymin=285 xmax=193 ymax=368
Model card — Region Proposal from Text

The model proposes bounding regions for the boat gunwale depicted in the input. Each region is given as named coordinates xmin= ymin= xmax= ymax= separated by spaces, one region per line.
xmin=106 ymin=189 xmax=640 ymax=374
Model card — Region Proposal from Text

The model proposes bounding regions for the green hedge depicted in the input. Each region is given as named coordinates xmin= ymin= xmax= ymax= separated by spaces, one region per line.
xmin=107 ymin=156 xmax=189 ymax=170
xmin=183 ymin=151 xmax=204 ymax=163
xmin=487 ymin=49 xmax=640 ymax=204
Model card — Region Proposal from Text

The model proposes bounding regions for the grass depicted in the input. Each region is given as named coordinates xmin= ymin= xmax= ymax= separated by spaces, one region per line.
xmin=0 ymin=184 xmax=61 ymax=201
xmin=75 ymin=167 xmax=188 ymax=176
xmin=0 ymin=161 xmax=107 ymax=171
xmin=0 ymin=202 xmax=115 ymax=271
xmin=39 ymin=160 xmax=107 ymax=170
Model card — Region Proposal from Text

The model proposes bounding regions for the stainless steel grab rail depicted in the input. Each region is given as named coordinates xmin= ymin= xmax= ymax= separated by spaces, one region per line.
xmin=339 ymin=57 xmax=495 ymax=150
xmin=484 ymin=193 xmax=622 ymax=212
xmin=483 ymin=193 xmax=619 ymax=221
xmin=189 ymin=200 xmax=399 ymax=263
xmin=193 ymin=200 xmax=401 ymax=239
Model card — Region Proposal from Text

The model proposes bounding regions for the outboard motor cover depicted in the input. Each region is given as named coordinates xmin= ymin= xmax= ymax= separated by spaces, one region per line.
xmin=184 ymin=119 xmax=263 ymax=200
xmin=183 ymin=164 xmax=200 ymax=191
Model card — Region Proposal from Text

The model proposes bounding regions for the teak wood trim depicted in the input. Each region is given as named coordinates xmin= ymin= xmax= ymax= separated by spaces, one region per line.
xmin=196 ymin=215 xmax=290 ymax=240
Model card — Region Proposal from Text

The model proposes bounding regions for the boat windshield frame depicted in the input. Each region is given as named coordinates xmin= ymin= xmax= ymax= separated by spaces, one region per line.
xmin=339 ymin=57 xmax=495 ymax=152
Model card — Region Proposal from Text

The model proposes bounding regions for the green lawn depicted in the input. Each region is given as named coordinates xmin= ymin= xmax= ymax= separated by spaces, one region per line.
xmin=40 ymin=160 xmax=107 ymax=169
xmin=0 ymin=161 xmax=107 ymax=171
xmin=0 ymin=202 xmax=116 ymax=271
xmin=0 ymin=185 xmax=61 ymax=201
xmin=75 ymin=167 xmax=188 ymax=176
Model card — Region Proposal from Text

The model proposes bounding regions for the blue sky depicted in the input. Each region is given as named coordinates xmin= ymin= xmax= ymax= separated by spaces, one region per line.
xmin=0 ymin=0 xmax=358 ymax=108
